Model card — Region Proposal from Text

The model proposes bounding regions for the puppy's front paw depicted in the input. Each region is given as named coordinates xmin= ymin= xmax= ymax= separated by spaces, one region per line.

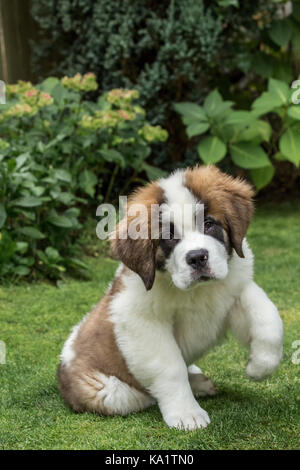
xmin=246 ymin=353 xmax=281 ymax=381
xmin=163 ymin=405 xmax=210 ymax=431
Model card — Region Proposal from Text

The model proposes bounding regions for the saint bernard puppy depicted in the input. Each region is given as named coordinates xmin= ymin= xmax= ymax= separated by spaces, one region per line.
xmin=58 ymin=165 xmax=283 ymax=430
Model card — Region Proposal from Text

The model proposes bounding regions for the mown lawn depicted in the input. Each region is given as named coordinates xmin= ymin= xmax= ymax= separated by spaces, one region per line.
xmin=0 ymin=202 xmax=300 ymax=450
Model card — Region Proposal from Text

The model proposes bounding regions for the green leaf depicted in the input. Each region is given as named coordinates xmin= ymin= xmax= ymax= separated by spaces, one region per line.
xmin=197 ymin=136 xmax=227 ymax=164
xmin=230 ymin=143 xmax=271 ymax=169
xmin=279 ymin=129 xmax=300 ymax=166
xmin=99 ymin=149 xmax=125 ymax=168
xmin=268 ymin=19 xmax=292 ymax=47
xmin=79 ymin=170 xmax=98 ymax=197
xmin=0 ymin=203 xmax=6 ymax=228
xmin=252 ymin=92 xmax=283 ymax=116
xmin=57 ymin=192 xmax=74 ymax=205
xmin=250 ymin=165 xmax=275 ymax=191
xmin=45 ymin=247 xmax=61 ymax=262
xmin=142 ymin=163 xmax=167 ymax=181
xmin=14 ymin=196 xmax=42 ymax=208
xmin=15 ymin=153 xmax=29 ymax=169
xmin=287 ymin=105 xmax=300 ymax=120
xmin=65 ymin=257 xmax=89 ymax=271
xmin=203 ymin=90 xmax=223 ymax=118
xmin=225 ymin=111 xmax=255 ymax=125
xmin=14 ymin=265 xmax=30 ymax=276
xmin=15 ymin=242 xmax=29 ymax=254
xmin=186 ymin=122 xmax=210 ymax=137
xmin=19 ymin=227 xmax=46 ymax=239
xmin=237 ymin=120 xmax=272 ymax=143
xmin=218 ymin=0 xmax=239 ymax=7
xmin=38 ymin=77 xmax=60 ymax=93
xmin=174 ymin=102 xmax=207 ymax=121
xmin=54 ymin=169 xmax=72 ymax=183
xmin=47 ymin=214 xmax=73 ymax=228
xmin=268 ymin=78 xmax=290 ymax=105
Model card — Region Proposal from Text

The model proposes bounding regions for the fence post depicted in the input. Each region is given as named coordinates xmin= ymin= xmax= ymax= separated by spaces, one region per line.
xmin=0 ymin=0 xmax=33 ymax=83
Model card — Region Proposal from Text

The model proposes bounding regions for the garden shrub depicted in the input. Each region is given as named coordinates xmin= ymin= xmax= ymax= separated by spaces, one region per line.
xmin=30 ymin=0 xmax=292 ymax=168
xmin=0 ymin=74 xmax=167 ymax=280
xmin=174 ymin=77 xmax=300 ymax=190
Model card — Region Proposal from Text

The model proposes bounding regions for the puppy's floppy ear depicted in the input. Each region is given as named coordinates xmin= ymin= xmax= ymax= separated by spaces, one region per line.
xmin=110 ymin=221 xmax=158 ymax=291
xmin=225 ymin=180 xmax=255 ymax=258
xmin=110 ymin=182 xmax=163 ymax=291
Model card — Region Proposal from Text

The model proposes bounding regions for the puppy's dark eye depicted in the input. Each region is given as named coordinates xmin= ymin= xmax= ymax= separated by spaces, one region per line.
xmin=204 ymin=219 xmax=214 ymax=230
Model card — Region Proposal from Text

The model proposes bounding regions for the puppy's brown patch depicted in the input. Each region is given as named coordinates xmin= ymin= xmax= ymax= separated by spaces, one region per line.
xmin=110 ymin=182 xmax=164 ymax=289
xmin=185 ymin=166 xmax=255 ymax=257
xmin=58 ymin=270 xmax=147 ymax=413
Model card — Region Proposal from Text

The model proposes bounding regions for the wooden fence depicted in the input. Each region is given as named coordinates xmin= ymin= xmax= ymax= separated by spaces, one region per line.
xmin=0 ymin=0 xmax=33 ymax=84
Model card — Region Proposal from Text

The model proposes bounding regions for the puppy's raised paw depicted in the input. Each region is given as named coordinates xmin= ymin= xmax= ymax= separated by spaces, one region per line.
xmin=246 ymin=353 xmax=281 ymax=381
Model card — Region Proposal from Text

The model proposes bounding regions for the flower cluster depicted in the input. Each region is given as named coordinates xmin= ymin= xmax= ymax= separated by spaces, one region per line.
xmin=6 ymin=80 xmax=34 ymax=98
xmin=139 ymin=124 xmax=168 ymax=142
xmin=61 ymin=73 xmax=98 ymax=92
xmin=80 ymin=108 xmax=136 ymax=131
xmin=105 ymin=89 xmax=139 ymax=108
xmin=79 ymin=88 xmax=145 ymax=131
xmin=21 ymin=89 xmax=53 ymax=108
xmin=0 ymin=81 xmax=53 ymax=122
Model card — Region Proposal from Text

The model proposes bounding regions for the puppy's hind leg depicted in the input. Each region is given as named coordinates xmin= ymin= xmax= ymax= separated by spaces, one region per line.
xmin=188 ymin=365 xmax=218 ymax=397
xmin=59 ymin=364 xmax=154 ymax=416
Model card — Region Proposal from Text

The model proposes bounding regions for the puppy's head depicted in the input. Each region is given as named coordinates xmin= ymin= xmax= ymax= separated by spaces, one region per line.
xmin=110 ymin=166 xmax=254 ymax=290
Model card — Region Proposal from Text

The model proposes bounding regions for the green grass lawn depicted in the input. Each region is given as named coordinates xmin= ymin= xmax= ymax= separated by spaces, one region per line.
xmin=1 ymin=202 xmax=300 ymax=450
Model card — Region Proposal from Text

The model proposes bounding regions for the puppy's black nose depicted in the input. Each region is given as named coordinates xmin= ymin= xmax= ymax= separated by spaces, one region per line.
xmin=186 ymin=249 xmax=209 ymax=269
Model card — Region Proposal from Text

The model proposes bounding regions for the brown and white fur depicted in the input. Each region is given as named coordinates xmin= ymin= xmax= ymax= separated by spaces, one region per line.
xmin=58 ymin=166 xmax=283 ymax=430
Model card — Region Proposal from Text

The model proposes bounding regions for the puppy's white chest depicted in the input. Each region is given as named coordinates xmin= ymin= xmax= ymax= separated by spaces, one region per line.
xmin=173 ymin=294 xmax=232 ymax=364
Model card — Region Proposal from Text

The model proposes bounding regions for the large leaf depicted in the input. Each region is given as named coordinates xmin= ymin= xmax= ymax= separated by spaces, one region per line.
xmin=174 ymin=102 xmax=207 ymax=122
xmin=287 ymin=105 xmax=300 ymax=120
xmin=186 ymin=122 xmax=210 ymax=137
xmin=19 ymin=227 xmax=46 ymax=239
xmin=236 ymin=120 xmax=272 ymax=143
xmin=279 ymin=129 xmax=300 ymax=166
xmin=14 ymin=265 xmax=30 ymax=276
xmin=252 ymin=92 xmax=283 ymax=116
xmin=230 ymin=143 xmax=271 ymax=169
xmin=45 ymin=247 xmax=61 ymax=262
xmin=0 ymin=203 xmax=6 ymax=228
xmin=225 ymin=111 xmax=255 ymax=126
xmin=54 ymin=169 xmax=72 ymax=183
xmin=268 ymin=19 xmax=292 ymax=47
xmin=197 ymin=136 xmax=226 ymax=164
xmin=250 ymin=165 xmax=275 ymax=191
xmin=38 ymin=77 xmax=60 ymax=93
xmin=13 ymin=196 xmax=42 ymax=207
xmin=268 ymin=78 xmax=290 ymax=105
xmin=15 ymin=153 xmax=30 ymax=170
xmin=203 ymin=90 xmax=223 ymax=118
xmin=79 ymin=170 xmax=97 ymax=197
xmin=47 ymin=214 xmax=73 ymax=228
